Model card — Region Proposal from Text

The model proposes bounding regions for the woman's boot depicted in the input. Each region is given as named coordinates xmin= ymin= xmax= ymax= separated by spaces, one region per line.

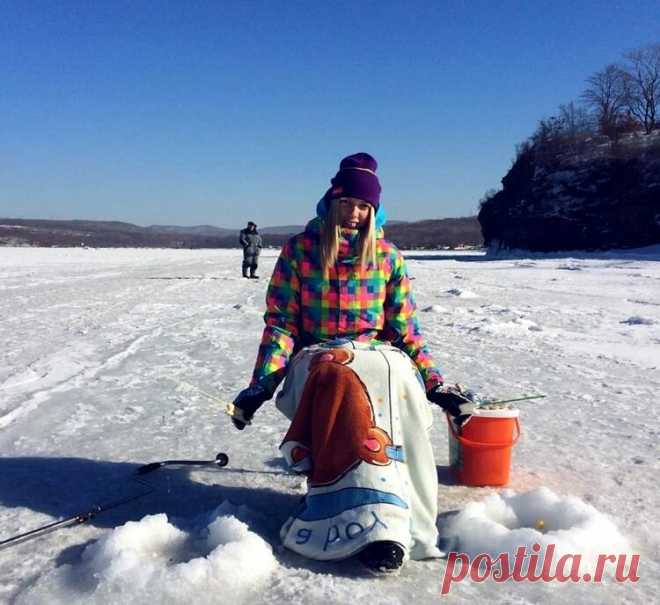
xmin=358 ymin=541 xmax=405 ymax=575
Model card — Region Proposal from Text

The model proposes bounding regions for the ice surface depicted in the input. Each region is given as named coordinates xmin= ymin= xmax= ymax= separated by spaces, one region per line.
xmin=1 ymin=246 xmax=658 ymax=604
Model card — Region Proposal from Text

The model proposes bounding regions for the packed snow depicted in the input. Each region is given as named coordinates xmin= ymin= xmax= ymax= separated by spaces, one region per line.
xmin=445 ymin=288 xmax=479 ymax=298
xmin=441 ymin=487 xmax=633 ymax=573
xmin=1 ymin=246 xmax=659 ymax=604
xmin=15 ymin=505 xmax=277 ymax=605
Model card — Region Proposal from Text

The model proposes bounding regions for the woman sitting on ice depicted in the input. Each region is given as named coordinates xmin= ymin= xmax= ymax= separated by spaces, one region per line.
xmin=230 ymin=153 xmax=472 ymax=574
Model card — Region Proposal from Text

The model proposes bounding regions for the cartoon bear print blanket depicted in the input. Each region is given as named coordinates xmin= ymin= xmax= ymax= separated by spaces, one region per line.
xmin=276 ymin=340 xmax=443 ymax=561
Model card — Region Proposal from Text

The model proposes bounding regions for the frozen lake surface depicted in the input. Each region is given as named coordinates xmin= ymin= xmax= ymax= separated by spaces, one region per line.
xmin=1 ymin=246 xmax=658 ymax=604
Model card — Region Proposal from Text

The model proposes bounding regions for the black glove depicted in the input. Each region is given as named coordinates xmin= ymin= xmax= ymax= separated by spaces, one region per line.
xmin=427 ymin=384 xmax=476 ymax=426
xmin=230 ymin=385 xmax=270 ymax=430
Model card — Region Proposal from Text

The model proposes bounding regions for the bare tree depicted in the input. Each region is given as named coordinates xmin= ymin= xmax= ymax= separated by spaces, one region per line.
xmin=623 ymin=43 xmax=660 ymax=134
xmin=529 ymin=115 xmax=569 ymax=164
xmin=581 ymin=64 xmax=628 ymax=138
xmin=558 ymin=101 xmax=593 ymax=153
xmin=559 ymin=102 xmax=592 ymax=136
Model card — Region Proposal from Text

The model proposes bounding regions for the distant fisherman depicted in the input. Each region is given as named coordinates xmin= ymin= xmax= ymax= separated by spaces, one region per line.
xmin=239 ymin=221 xmax=262 ymax=279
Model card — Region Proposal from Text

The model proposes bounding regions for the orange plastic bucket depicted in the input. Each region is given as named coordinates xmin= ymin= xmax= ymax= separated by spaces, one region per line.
xmin=447 ymin=407 xmax=520 ymax=486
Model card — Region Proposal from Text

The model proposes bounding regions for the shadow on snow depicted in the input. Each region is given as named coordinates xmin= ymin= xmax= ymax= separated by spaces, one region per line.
xmin=0 ymin=456 xmax=455 ymax=573
xmin=0 ymin=456 xmax=299 ymax=541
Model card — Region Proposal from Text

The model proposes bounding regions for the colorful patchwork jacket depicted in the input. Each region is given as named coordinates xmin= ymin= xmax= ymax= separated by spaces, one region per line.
xmin=249 ymin=217 xmax=444 ymax=395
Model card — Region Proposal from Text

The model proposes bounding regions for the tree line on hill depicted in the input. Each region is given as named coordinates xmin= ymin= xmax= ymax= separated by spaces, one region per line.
xmin=0 ymin=216 xmax=483 ymax=250
xmin=518 ymin=42 xmax=659 ymax=166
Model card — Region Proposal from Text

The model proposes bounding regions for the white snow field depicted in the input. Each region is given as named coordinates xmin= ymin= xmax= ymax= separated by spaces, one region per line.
xmin=0 ymin=246 xmax=658 ymax=604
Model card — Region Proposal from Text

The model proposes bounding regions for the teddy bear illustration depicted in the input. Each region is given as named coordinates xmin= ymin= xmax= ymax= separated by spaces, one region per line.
xmin=282 ymin=348 xmax=401 ymax=486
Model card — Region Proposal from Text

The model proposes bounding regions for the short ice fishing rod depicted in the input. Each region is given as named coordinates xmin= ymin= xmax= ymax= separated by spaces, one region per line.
xmin=177 ymin=381 xmax=252 ymax=426
xmin=0 ymin=452 xmax=229 ymax=552
xmin=136 ymin=452 xmax=229 ymax=475
xmin=477 ymin=394 xmax=546 ymax=406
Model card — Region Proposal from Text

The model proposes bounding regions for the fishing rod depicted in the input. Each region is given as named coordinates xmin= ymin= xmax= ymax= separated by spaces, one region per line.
xmin=0 ymin=452 xmax=230 ymax=552
xmin=0 ymin=452 xmax=300 ymax=552
xmin=136 ymin=452 xmax=229 ymax=475
xmin=0 ymin=478 xmax=155 ymax=551
xmin=177 ymin=381 xmax=252 ymax=426
xmin=477 ymin=394 xmax=546 ymax=406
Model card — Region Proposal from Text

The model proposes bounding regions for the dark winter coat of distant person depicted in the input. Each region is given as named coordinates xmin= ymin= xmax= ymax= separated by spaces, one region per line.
xmin=239 ymin=222 xmax=262 ymax=278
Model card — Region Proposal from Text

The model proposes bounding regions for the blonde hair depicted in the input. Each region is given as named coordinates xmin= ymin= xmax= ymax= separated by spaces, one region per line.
xmin=320 ymin=199 xmax=377 ymax=277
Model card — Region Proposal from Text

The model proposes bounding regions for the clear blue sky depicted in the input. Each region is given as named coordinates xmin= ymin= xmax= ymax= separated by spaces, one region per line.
xmin=1 ymin=1 xmax=658 ymax=227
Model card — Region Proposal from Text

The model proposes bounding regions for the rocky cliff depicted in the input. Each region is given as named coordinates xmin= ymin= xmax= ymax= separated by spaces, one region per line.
xmin=478 ymin=132 xmax=660 ymax=251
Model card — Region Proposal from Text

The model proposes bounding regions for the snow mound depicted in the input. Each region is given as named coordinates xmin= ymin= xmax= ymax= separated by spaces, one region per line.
xmin=557 ymin=262 xmax=584 ymax=271
xmin=17 ymin=512 xmax=277 ymax=605
xmin=441 ymin=488 xmax=632 ymax=572
xmin=620 ymin=315 xmax=656 ymax=326
xmin=467 ymin=317 xmax=543 ymax=335
xmin=421 ymin=304 xmax=449 ymax=313
xmin=480 ymin=303 xmax=513 ymax=315
xmin=446 ymin=288 xmax=478 ymax=298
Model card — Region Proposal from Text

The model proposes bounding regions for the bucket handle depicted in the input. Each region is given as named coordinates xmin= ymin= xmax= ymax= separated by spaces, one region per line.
xmin=446 ymin=413 xmax=521 ymax=449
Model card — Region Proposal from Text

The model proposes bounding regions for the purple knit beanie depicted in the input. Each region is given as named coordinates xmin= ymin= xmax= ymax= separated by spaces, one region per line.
xmin=324 ymin=152 xmax=381 ymax=209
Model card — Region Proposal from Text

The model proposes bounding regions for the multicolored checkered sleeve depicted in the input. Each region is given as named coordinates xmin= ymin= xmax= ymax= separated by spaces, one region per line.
xmin=249 ymin=240 xmax=301 ymax=396
xmin=383 ymin=249 xmax=444 ymax=391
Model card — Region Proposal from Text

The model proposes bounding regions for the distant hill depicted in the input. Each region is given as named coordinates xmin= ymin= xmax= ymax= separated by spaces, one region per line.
xmin=146 ymin=224 xmax=236 ymax=237
xmin=0 ymin=216 xmax=483 ymax=249
xmin=146 ymin=224 xmax=306 ymax=236
xmin=259 ymin=225 xmax=305 ymax=235
xmin=386 ymin=217 xmax=482 ymax=249
xmin=0 ymin=219 xmax=285 ymax=248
